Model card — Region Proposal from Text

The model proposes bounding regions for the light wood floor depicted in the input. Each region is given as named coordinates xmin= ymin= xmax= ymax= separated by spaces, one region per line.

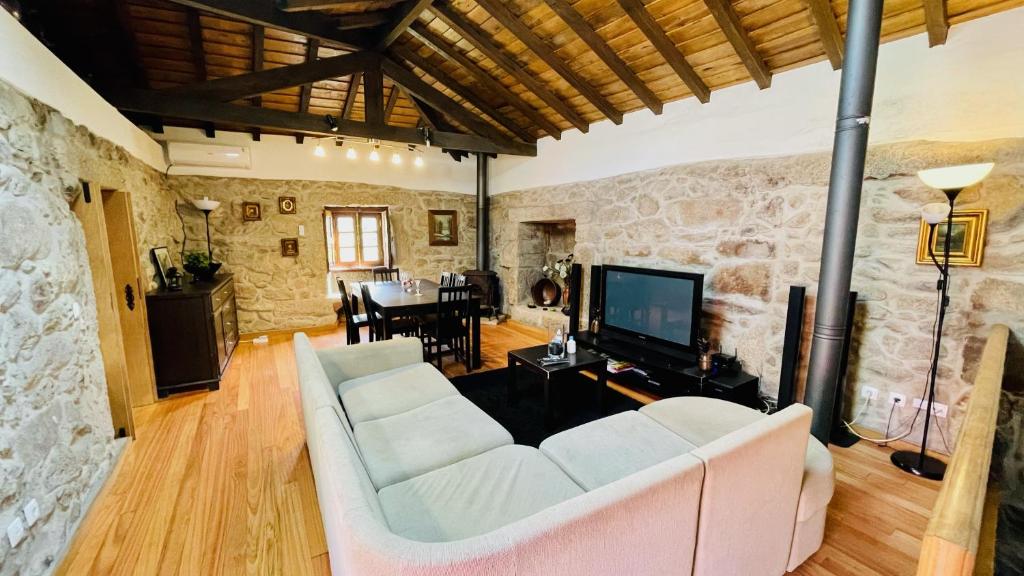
xmin=59 ymin=321 xmax=942 ymax=575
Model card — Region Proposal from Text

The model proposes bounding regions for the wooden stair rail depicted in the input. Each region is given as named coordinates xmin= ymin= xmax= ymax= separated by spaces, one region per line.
xmin=916 ymin=324 xmax=1010 ymax=576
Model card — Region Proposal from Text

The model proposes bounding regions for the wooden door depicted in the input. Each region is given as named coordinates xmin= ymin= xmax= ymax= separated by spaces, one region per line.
xmin=102 ymin=190 xmax=157 ymax=407
xmin=72 ymin=183 xmax=135 ymax=438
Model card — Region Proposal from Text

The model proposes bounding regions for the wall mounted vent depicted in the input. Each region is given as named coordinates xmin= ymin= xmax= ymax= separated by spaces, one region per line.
xmin=166 ymin=142 xmax=251 ymax=169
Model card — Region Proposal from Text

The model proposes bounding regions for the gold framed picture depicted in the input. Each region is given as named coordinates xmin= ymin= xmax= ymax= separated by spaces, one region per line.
xmin=281 ymin=238 xmax=299 ymax=257
xmin=428 ymin=210 xmax=458 ymax=246
xmin=916 ymin=209 xmax=988 ymax=267
xmin=242 ymin=201 xmax=261 ymax=221
xmin=278 ymin=196 xmax=297 ymax=214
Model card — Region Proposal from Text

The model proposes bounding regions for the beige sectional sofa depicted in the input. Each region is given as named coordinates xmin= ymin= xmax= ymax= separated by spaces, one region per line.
xmin=295 ymin=333 xmax=834 ymax=575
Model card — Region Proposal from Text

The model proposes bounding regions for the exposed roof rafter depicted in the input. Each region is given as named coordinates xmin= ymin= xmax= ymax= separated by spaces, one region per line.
xmin=616 ymin=0 xmax=710 ymax=103
xmin=803 ymin=0 xmax=843 ymax=70
xmin=923 ymin=0 xmax=949 ymax=46
xmin=375 ymin=0 xmax=433 ymax=49
xmin=430 ymin=3 xmax=589 ymax=133
xmin=474 ymin=0 xmax=623 ymax=124
xmin=703 ymin=0 xmax=771 ymax=89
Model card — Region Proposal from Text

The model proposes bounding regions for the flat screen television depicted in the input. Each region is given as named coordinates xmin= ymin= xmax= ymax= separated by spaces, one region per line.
xmin=600 ymin=265 xmax=704 ymax=354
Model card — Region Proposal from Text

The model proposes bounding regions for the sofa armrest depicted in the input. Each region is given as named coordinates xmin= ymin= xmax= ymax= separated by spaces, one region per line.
xmin=316 ymin=337 xmax=424 ymax=387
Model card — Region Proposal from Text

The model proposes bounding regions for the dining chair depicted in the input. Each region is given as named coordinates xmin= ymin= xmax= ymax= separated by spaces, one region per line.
xmin=420 ymin=285 xmax=472 ymax=372
xmin=360 ymin=282 xmax=418 ymax=340
xmin=440 ymin=272 xmax=455 ymax=287
xmin=372 ymin=267 xmax=400 ymax=283
xmin=453 ymin=274 xmax=468 ymax=287
xmin=336 ymin=279 xmax=370 ymax=345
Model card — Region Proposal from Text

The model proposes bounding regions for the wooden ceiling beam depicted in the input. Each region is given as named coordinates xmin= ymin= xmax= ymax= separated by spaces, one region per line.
xmin=616 ymin=0 xmax=710 ymax=103
xmin=341 ymin=72 xmax=362 ymax=119
xmin=403 ymin=89 xmax=468 ymax=162
xmin=278 ymin=0 xmax=370 ymax=13
xmin=363 ymin=62 xmax=385 ymax=125
xmin=390 ymin=46 xmax=535 ymax=142
xmin=381 ymin=56 xmax=513 ymax=144
xmin=296 ymin=38 xmax=321 ymax=143
xmin=703 ymin=0 xmax=771 ymax=89
xmin=375 ymin=0 xmax=433 ymax=49
xmin=338 ymin=11 xmax=391 ymax=30
xmin=430 ymin=3 xmax=588 ymax=133
xmin=114 ymin=90 xmax=536 ymax=156
xmin=383 ymin=87 xmax=399 ymax=123
xmin=803 ymin=0 xmax=843 ymax=70
xmin=251 ymin=24 xmax=264 ymax=141
xmin=165 ymin=0 xmax=372 ymax=49
xmin=923 ymin=0 xmax=949 ymax=47
xmin=542 ymin=0 xmax=662 ymax=115
xmin=408 ymin=22 xmax=558 ymax=139
xmin=165 ymin=51 xmax=378 ymax=102
xmin=473 ymin=0 xmax=622 ymax=125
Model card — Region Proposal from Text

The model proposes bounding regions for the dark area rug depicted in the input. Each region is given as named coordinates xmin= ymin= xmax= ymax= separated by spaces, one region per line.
xmin=452 ymin=367 xmax=644 ymax=448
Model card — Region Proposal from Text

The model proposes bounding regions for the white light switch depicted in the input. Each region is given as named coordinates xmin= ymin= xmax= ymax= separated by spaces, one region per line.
xmin=298 ymin=225 xmax=306 ymax=237
xmin=7 ymin=516 xmax=25 ymax=547
xmin=24 ymin=499 xmax=40 ymax=527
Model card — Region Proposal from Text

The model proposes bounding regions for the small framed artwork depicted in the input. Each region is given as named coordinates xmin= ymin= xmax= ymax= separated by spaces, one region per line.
xmin=281 ymin=238 xmax=299 ymax=257
xmin=242 ymin=202 xmax=262 ymax=222
xmin=916 ymin=209 xmax=988 ymax=267
xmin=428 ymin=210 xmax=458 ymax=246
xmin=278 ymin=196 xmax=297 ymax=215
xmin=151 ymin=246 xmax=173 ymax=288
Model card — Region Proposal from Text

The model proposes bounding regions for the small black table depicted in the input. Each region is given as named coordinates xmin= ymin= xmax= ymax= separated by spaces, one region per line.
xmin=507 ymin=345 xmax=608 ymax=429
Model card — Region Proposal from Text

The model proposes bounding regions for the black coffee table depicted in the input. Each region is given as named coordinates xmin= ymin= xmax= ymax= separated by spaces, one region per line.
xmin=507 ymin=344 xmax=608 ymax=429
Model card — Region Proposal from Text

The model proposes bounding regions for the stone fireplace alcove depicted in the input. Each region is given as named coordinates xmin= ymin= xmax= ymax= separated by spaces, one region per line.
xmin=507 ymin=219 xmax=577 ymax=330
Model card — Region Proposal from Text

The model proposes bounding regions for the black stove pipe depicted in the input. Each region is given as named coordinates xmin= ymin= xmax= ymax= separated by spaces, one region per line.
xmin=476 ymin=152 xmax=489 ymax=270
xmin=803 ymin=0 xmax=884 ymax=444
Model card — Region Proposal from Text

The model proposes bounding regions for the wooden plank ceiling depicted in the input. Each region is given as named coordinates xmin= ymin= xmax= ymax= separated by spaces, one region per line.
xmin=20 ymin=0 xmax=1023 ymax=157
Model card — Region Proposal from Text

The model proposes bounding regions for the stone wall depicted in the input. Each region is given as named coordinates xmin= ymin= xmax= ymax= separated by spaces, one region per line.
xmin=0 ymin=82 xmax=174 ymax=573
xmin=491 ymin=138 xmax=1024 ymax=452
xmin=167 ymin=176 xmax=477 ymax=333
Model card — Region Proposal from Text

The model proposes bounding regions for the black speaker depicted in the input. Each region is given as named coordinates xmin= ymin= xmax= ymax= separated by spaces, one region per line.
xmin=777 ymin=286 xmax=806 ymax=411
xmin=830 ymin=291 xmax=860 ymax=447
xmin=588 ymin=265 xmax=603 ymax=331
xmin=567 ymin=263 xmax=583 ymax=335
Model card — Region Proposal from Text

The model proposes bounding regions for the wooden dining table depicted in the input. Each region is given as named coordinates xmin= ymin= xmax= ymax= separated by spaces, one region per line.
xmin=355 ymin=279 xmax=482 ymax=369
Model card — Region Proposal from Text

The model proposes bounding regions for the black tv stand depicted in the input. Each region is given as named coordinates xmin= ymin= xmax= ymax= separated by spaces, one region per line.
xmin=575 ymin=330 xmax=760 ymax=407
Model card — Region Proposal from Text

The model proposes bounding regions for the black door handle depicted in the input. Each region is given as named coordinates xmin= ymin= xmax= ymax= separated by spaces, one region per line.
xmin=124 ymin=284 xmax=135 ymax=311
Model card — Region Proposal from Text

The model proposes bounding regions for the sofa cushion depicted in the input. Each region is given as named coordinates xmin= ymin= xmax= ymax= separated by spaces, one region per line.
xmin=539 ymin=411 xmax=698 ymax=490
xmin=640 ymin=396 xmax=763 ymax=446
xmin=379 ymin=445 xmax=584 ymax=542
xmin=316 ymin=336 xmax=423 ymax=387
xmin=340 ymin=363 xmax=458 ymax=425
xmin=354 ymin=395 xmax=514 ymax=489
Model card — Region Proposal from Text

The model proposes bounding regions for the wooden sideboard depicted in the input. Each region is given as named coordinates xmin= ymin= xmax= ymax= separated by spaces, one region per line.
xmin=146 ymin=274 xmax=238 ymax=398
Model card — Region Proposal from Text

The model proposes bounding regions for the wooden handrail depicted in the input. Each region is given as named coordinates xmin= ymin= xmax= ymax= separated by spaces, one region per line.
xmin=916 ymin=324 xmax=1009 ymax=576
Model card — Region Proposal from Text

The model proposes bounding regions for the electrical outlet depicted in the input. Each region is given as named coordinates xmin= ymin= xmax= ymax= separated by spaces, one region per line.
xmin=23 ymin=499 xmax=39 ymax=527
xmin=888 ymin=392 xmax=906 ymax=406
xmin=912 ymin=398 xmax=949 ymax=418
xmin=7 ymin=516 xmax=26 ymax=547
xmin=860 ymin=386 xmax=879 ymax=400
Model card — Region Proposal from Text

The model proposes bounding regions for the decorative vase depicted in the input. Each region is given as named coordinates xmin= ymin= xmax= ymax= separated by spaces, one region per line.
xmin=699 ymin=352 xmax=713 ymax=373
xmin=561 ymin=284 xmax=571 ymax=315
xmin=531 ymin=278 xmax=561 ymax=307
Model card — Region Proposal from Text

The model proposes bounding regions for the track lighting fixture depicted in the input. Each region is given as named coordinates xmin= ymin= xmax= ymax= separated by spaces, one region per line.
xmin=311 ymin=136 xmax=425 ymax=168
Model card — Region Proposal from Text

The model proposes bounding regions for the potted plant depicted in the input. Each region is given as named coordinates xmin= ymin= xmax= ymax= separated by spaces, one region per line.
xmin=182 ymin=250 xmax=222 ymax=283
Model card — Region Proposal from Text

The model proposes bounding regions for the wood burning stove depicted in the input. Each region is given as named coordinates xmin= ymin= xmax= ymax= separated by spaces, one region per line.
xmin=462 ymin=270 xmax=499 ymax=319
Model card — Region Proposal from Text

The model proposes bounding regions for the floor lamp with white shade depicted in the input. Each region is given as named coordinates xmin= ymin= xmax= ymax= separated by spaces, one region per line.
xmin=890 ymin=162 xmax=994 ymax=480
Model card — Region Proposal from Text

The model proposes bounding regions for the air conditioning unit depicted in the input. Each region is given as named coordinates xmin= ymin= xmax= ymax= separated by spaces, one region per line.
xmin=166 ymin=142 xmax=251 ymax=169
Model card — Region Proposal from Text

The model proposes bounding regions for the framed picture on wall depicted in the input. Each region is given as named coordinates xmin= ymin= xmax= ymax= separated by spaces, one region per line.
xmin=281 ymin=238 xmax=299 ymax=257
xmin=151 ymin=246 xmax=173 ymax=288
xmin=278 ymin=196 xmax=297 ymax=214
xmin=242 ymin=201 xmax=262 ymax=221
xmin=916 ymin=209 xmax=988 ymax=267
xmin=428 ymin=210 xmax=458 ymax=246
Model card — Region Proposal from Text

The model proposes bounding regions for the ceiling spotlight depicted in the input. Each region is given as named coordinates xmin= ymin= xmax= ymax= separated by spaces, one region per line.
xmin=346 ymin=147 xmax=358 ymax=160
xmin=369 ymin=146 xmax=380 ymax=163
xmin=391 ymin=152 xmax=402 ymax=165
xmin=325 ymin=114 xmax=339 ymax=132
xmin=422 ymin=126 xmax=432 ymax=148
xmin=314 ymin=143 xmax=326 ymax=157
xmin=414 ymin=155 xmax=425 ymax=168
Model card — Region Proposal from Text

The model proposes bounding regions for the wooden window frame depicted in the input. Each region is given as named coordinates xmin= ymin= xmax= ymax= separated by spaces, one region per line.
xmin=324 ymin=206 xmax=390 ymax=271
